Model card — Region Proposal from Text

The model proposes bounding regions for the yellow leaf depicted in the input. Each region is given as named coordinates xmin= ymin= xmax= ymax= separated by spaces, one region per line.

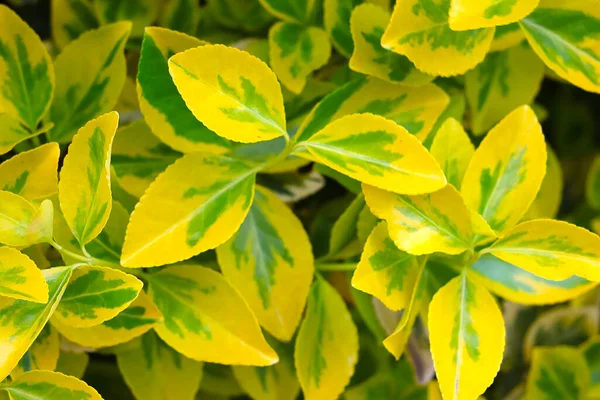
xmin=489 ymin=23 xmax=525 ymax=52
xmin=0 ymin=192 xmax=53 ymax=247
xmin=0 ymin=247 xmax=48 ymax=303
xmin=1 ymin=370 xmax=102 ymax=400
xmin=51 ymin=0 xmax=99 ymax=49
xmin=524 ymin=145 xmax=563 ymax=220
xmin=449 ymin=0 xmax=539 ymax=31
xmin=429 ymin=118 xmax=474 ymax=189
xmin=169 ymin=44 xmax=287 ymax=143
xmin=11 ymin=324 xmax=59 ymax=379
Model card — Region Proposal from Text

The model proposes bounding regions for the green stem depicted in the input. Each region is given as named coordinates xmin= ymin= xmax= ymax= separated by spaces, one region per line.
xmin=49 ymin=240 xmax=122 ymax=270
xmin=30 ymin=135 xmax=42 ymax=147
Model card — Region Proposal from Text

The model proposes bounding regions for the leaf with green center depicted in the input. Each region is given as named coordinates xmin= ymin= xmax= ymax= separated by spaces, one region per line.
xmin=0 ymin=192 xmax=53 ymax=247
xmin=0 ymin=114 xmax=49 ymax=156
xmin=524 ymin=145 xmax=563 ymax=220
xmin=0 ymin=247 xmax=47 ymax=303
xmin=11 ymin=323 xmax=59 ymax=379
xmin=51 ymin=0 xmax=100 ymax=49
xmin=429 ymin=118 xmax=474 ymax=189
xmin=95 ymin=0 xmax=160 ymax=38
xmin=258 ymin=0 xmax=318 ymax=24
xmin=0 ymin=370 xmax=102 ymax=400
xmin=324 ymin=0 xmax=361 ymax=57
xmin=159 ymin=0 xmax=200 ymax=35
xmin=449 ymin=0 xmax=539 ymax=31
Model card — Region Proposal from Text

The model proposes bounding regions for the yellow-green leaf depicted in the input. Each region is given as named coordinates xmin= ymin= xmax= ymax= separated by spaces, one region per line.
xmin=121 ymin=153 xmax=258 ymax=268
xmin=117 ymin=330 xmax=203 ymax=400
xmin=0 ymin=142 xmax=59 ymax=203
xmin=269 ymin=23 xmax=331 ymax=94
xmin=52 ymin=265 xmax=142 ymax=328
xmin=327 ymin=194 xmax=365 ymax=260
xmin=11 ymin=324 xmax=59 ymax=379
xmin=50 ymin=22 xmax=131 ymax=143
xmin=429 ymin=271 xmax=505 ymax=400
xmin=449 ymin=0 xmax=539 ymax=31
xmin=159 ymin=0 xmax=200 ymax=35
xmin=0 ymin=114 xmax=49 ymax=156
xmin=216 ymin=186 xmax=314 ymax=341
xmin=258 ymin=0 xmax=317 ymax=24
xmin=148 ymin=265 xmax=278 ymax=365
xmin=363 ymin=184 xmax=473 ymax=255
xmin=1 ymin=370 xmax=102 ymax=400
xmin=461 ymin=105 xmax=546 ymax=233
xmin=0 ymin=5 xmax=54 ymax=130
xmin=524 ymin=145 xmax=563 ymax=220
xmin=56 ymin=351 xmax=89 ymax=380
xmin=51 ymin=0 xmax=99 ymax=50
xmin=137 ymin=27 xmax=231 ymax=154
xmin=95 ymin=0 xmax=160 ymax=38
xmin=58 ymin=112 xmax=119 ymax=245
xmin=295 ymin=277 xmax=359 ymax=400
xmin=324 ymin=0 xmax=358 ymax=57
xmin=0 ymin=193 xmax=53 ymax=247
xmin=485 ymin=219 xmax=600 ymax=281
xmin=0 ymin=247 xmax=48 ymax=303
xmin=587 ymin=154 xmax=600 ymax=210
xmin=349 ymin=4 xmax=433 ymax=85
xmin=381 ymin=0 xmax=495 ymax=76
xmin=300 ymin=114 xmax=446 ymax=195
xmin=207 ymin=0 xmax=275 ymax=34
xmin=429 ymin=118 xmax=474 ymax=189
xmin=0 ymin=267 xmax=72 ymax=381
xmin=520 ymin=0 xmax=600 ymax=94
xmin=490 ymin=23 xmax=525 ymax=52
xmin=465 ymin=44 xmax=545 ymax=135
xmin=169 ymin=44 xmax=287 ymax=143
xmin=583 ymin=337 xmax=600 ymax=396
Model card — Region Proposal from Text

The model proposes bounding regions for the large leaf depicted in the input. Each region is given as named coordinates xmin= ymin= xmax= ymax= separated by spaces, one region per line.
xmin=381 ymin=0 xmax=495 ymax=76
xmin=169 ymin=44 xmax=287 ymax=143
xmin=324 ymin=0 xmax=360 ymax=57
xmin=295 ymin=277 xmax=359 ymax=400
xmin=449 ymin=0 xmax=539 ymax=31
xmin=429 ymin=118 xmax=474 ymax=189
xmin=0 ymin=5 xmax=54 ymax=130
xmin=148 ymin=265 xmax=278 ymax=365
xmin=216 ymin=186 xmax=314 ymax=341
xmin=0 ymin=267 xmax=72 ymax=381
xmin=49 ymin=22 xmax=130 ymax=142
xmin=520 ymin=0 xmax=600 ymax=94
xmin=0 ymin=370 xmax=102 ymax=400
xmin=51 ymin=0 xmax=99 ymax=49
xmin=0 ymin=192 xmax=53 ymax=247
xmin=461 ymin=105 xmax=546 ymax=233
xmin=95 ymin=0 xmax=160 ymax=38
xmin=299 ymin=114 xmax=446 ymax=195
xmin=121 ymin=153 xmax=258 ymax=268
xmin=429 ymin=271 xmax=505 ymax=400
xmin=0 ymin=247 xmax=48 ymax=303
xmin=11 ymin=323 xmax=59 ymax=378
xmin=137 ymin=27 xmax=230 ymax=154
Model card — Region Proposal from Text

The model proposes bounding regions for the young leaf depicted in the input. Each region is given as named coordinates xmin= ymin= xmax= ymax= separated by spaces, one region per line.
xmin=53 ymin=265 xmax=143 ymax=328
xmin=0 ymin=267 xmax=72 ymax=381
xmin=381 ymin=0 xmax=495 ymax=76
xmin=258 ymin=0 xmax=317 ymax=24
xmin=520 ymin=0 xmax=600 ymax=94
xmin=429 ymin=118 xmax=474 ymax=189
xmin=11 ymin=323 xmax=59 ymax=378
xmin=295 ymin=277 xmax=359 ymax=400
xmin=168 ymin=44 xmax=287 ymax=143
xmin=95 ymin=0 xmax=160 ymax=38
xmin=461 ymin=105 xmax=546 ymax=233
xmin=449 ymin=0 xmax=539 ymax=31
xmin=58 ymin=112 xmax=119 ymax=245
xmin=269 ymin=22 xmax=331 ymax=94
xmin=363 ymin=184 xmax=473 ymax=255
xmin=216 ymin=186 xmax=314 ymax=341
xmin=349 ymin=4 xmax=433 ymax=86
xmin=300 ymin=114 xmax=446 ymax=195
xmin=0 ymin=247 xmax=48 ymax=303
xmin=324 ymin=0 xmax=359 ymax=57
xmin=137 ymin=27 xmax=231 ymax=154
xmin=0 ymin=142 xmax=59 ymax=203
xmin=485 ymin=219 xmax=600 ymax=281
xmin=465 ymin=44 xmax=545 ymax=135
xmin=121 ymin=153 xmax=258 ymax=268
xmin=51 ymin=0 xmax=99 ymax=49
xmin=148 ymin=265 xmax=278 ymax=365
xmin=49 ymin=22 xmax=131 ymax=143
xmin=117 ymin=331 xmax=203 ymax=400
xmin=524 ymin=145 xmax=563 ymax=220
xmin=0 ymin=192 xmax=53 ymax=247
xmin=429 ymin=271 xmax=505 ymax=400
xmin=1 ymin=370 xmax=102 ymax=400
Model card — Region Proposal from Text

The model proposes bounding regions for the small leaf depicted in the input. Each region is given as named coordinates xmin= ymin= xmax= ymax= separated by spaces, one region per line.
xmin=0 ymin=247 xmax=48 ymax=303
xmin=429 ymin=118 xmax=474 ymax=189
xmin=51 ymin=0 xmax=99 ymax=49
xmin=324 ymin=0 xmax=359 ymax=57
xmin=258 ymin=0 xmax=317 ymax=24
xmin=449 ymin=0 xmax=539 ymax=31
xmin=0 ymin=192 xmax=53 ymax=247
xmin=295 ymin=277 xmax=359 ymax=400
xmin=95 ymin=0 xmax=160 ymax=38
xmin=1 ymin=370 xmax=103 ymax=400
xmin=169 ymin=44 xmax=287 ymax=143
xmin=58 ymin=112 xmax=119 ymax=245
xmin=12 ymin=323 xmax=59 ymax=379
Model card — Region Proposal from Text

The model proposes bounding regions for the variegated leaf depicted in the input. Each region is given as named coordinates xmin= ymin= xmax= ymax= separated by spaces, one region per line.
xmin=524 ymin=145 xmax=563 ymax=220
xmin=95 ymin=0 xmax=160 ymax=38
xmin=11 ymin=323 xmax=59 ymax=378
xmin=0 ymin=114 xmax=49 ymax=156
xmin=490 ymin=23 xmax=525 ymax=52
xmin=159 ymin=0 xmax=200 ymax=35
xmin=258 ymin=0 xmax=318 ymax=24
xmin=324 ymin=0 xmax=360 ymax=57
xmin=0 ymin=193 xmax=53 ymax=247
xmin=51 ymin=0 xmax=99 ymax=49
xmin=0 ymin=247 xmax=48 ymax=303
xmin=0 ymin=370 xmax=102 ymax=400
xmin=449 ymin=0 xmax=539 ymax=31
xmin=429 ymin=118 xmax=474 ymax=189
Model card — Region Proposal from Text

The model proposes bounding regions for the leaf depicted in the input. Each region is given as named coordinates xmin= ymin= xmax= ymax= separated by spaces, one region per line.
xmin=0 ymin=247 xmax=48 ymax=303
xmin=137 ymin=27 xmax=231 ymax=154
xmin=269 ymin=23 xmax=331 ymax=94
xmin=256 ymin=170 xmax=325 ymax=203
xmin=524 ymin=145 xmax=563 ymax=220
xmin=168 ymin=44 xmax=287 ymax=143
xmin=58 ymin=112 xmax=119 ymax=245
xmin=148 ymin=265 xmax=278 ymax=365
xmin=490 ymin=22 xmax=525 ymax=51
xmin=582 ymin=337 xmax=600 ymax=395
xmin=461 ymin=105 xmax=546 ymax=233
xmin=0 ymin=114 xmax=48 ymax=156
xmin=258 ymin=0 xmax=317 ymax=24
xmin=0 ymin=5 xmax=54 ymax=130
xmin=51 ymin=0 xmax=99 ymax=49
xmin=485 ymin=219 xmax=600 ymax=281
xmin=207 ymin=0 xmax=275 ymax=34
xmin=294 ymin=76 xmax=449 ymax=143
xmin=428 ymin=271 xmax=505 ymax=400
xmin=349 ymin=4 xmax=433 ymax=85
xmin=363 ymin=184 xmax=473 ymax=255
xmin=429 ymin=118 xmax=474 ymax=189
xmin=56 ymin=351 xmax=89 ymax=380
xmin=159 ymin=0 xmax=200 ymax=35
xmin=526 ymin=347 xmax=590 ymax=399
xmin=295 ymin=277 xmax=359 ymax=400
xmin=324 ymin=0 xmax=360 ymax=57
xmin=381 ymin=0 xmax=495 ymax=76
xmin=95 ymin=0 xmax=160 ymax=38
xmin=53 ymin=265 xmax=142 ymax=328
xmin=422 ymin=82 xmax=466 ymax=148
xmin=201 ymin=364 xmax=245 ymax=397
xmin=587 ymin=154 xmax=600 ymax=210
xmin=301 ymin=114 xmax=446 ymax=195
xmin=449 ymin=0 xmax=539 ymax=31
xmin=465 ymin=44 xmax=545 ymax=135
xmin=0 ymin=267 xmax=72 ymax=381
xmin=520 ymin=0 xmax=600 ymax=94
xmin=327 ymin=194 xmax=365 ymax=260
xmin=469 ymin=254 xmax=597 ymax=305
xmin=11 ymin=323 xmax=59 ymax=378
xmin=216 ymin=186 xmax=314 ymax=341
xmin=0 ymin=370 xmax=102 ymax=400
xmin=121 ymin=153 xmax=258 ymax=268
xmin=49 ymin=22 xmax=131 ymax=143
xmin=0 ymin=142 xmax=60 ymax=203
xmin=117 ymin=330 xmax=203 ymax=400
xmin=0 ymin=193 xmax=53 ymax=247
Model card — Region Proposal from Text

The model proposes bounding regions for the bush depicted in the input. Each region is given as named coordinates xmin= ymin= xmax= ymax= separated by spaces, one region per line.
xmin=0 ymin=0 xmax=600 ymax=399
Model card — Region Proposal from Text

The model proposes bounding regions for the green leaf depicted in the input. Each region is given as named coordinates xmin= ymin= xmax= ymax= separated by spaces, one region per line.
xmin=51 ymin=0 xmax=99 ymax=49
xmin=327 ymin=194 xmax=365 ymax=260
xmin=1 ymin=370 xmax=102 ymax=400
xmin=95 ymin=0 xmax=160 ymax=38
xmin=258 ymin=0 xmax=318 ymax=24
xmin=324 ymin=0 xmax=360 ymax=57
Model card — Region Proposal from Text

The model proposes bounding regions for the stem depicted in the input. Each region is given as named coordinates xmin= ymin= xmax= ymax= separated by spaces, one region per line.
xmin=30 ymin=135 xmax=42 ymax=147
xmin=49 ymin=240 xmax=122 ymax=270
xmin=261 ymin=136 xmax=296 ymax=171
